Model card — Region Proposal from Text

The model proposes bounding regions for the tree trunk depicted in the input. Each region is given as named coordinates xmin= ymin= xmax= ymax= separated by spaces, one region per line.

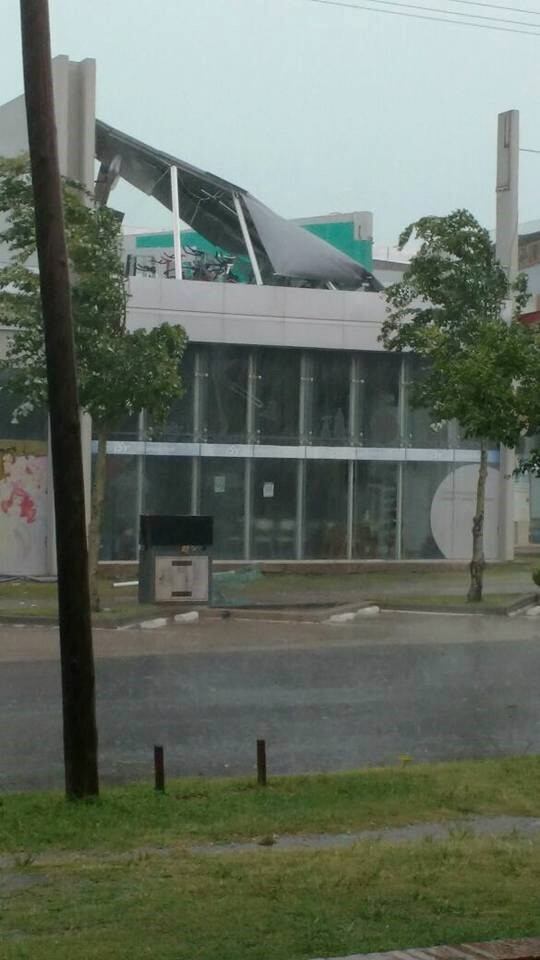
xmin=467 ymin=443 xmax=488 ymax=603
xmin=88 ymin=427 xmax=108 ymax=612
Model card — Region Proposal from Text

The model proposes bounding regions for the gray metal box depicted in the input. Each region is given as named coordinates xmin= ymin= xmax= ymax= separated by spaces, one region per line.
xmin=154 ymin=555 xmax=209 ymax=603
xmin=138 ymin=546 xmax=210 ymax=604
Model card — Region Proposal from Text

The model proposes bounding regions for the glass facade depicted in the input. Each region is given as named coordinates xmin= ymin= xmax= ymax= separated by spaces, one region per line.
xmin=304 ymin=461 xmax=348 ymax=558
xmin=254 ymin=348 xmax=300 ymax=444
xmin=401 ymin=462 xmax=451 ymax=559
xmin=305 ymin=352 xmax=351 ymax=445
xmin=143 ymin=456 xmax=191 ymax=517
xmin=148 ymin=345 xmax=195 ymax=443
xmin=353 ymin=462 xmax=398 ymax=559
xmin=403 ymin=357 xmax=449 ymax=449
xmin=97 ymin=343 xmax=489 ymax=562
xmin=201 ymin=457 xmax=245 ymax=559
xmin=100 ymin=455 xmax=139 ymax=561
xmin=251 ymin=459 xmax=298 ymax=559
xmin=359 ymin=353 xmax=400 ymax=446
xmin=200 ymin=344 xmax=249 ymax=443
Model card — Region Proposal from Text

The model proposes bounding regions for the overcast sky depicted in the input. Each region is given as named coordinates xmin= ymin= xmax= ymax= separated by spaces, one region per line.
xmin=2 ymin=0 xmax=540 ymax=244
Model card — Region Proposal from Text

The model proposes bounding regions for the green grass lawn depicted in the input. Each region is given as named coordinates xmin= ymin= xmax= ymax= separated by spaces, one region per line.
xmin=0 ymin=558 xmax=537 ymax=619
xmin=0 ymin=578 xmax=157 ymax=623
xmin=3 ymin=757 xmax=540 ymax=854
xmin=3 ymin=759 xmax=540 ymax=959
xmin=2 ymin=835 xmax=540 ymax=959
xmin=376 ymin=593 xmax=524 ymax=609
xmin=216 ymin=559 xmax=538 ymax=607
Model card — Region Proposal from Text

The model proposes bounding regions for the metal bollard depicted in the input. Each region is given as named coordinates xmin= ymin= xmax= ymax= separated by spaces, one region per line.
xmin=154 ymin=744 xmax=165 ymax=792
xmin=257 ymin=739 xmax=267 ymax=787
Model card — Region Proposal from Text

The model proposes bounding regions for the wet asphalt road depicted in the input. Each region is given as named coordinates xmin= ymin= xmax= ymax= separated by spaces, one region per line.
xmin=1 ymin=614 xmax=540 ymax=791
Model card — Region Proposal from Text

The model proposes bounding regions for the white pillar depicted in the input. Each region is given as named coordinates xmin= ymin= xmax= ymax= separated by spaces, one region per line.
xmin=80 ymin=412 xmax=92 ymax=531
xmin=232 ymin=193 xmax=263 ymax=286
xmin=170 ymin=165 xmax=183 ymax=280
xmin=496 ymin=109 xmax=519 ymax=561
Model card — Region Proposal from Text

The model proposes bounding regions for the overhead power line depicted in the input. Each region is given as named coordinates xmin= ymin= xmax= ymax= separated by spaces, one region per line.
xmin=444 ymin=0 xmax=540 ymax=16
xmin=312 ymin=0 xmax=540 ymax=29
xmin=303 ymin=0 xmax=540 ymax=35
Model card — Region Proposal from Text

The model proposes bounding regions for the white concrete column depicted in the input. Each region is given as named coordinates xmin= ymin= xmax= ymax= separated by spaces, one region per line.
xmin=496 ymin=109 xmax=519 ymax=561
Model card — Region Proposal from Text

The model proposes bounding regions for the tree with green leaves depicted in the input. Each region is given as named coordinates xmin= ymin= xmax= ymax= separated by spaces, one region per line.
xmin=381 ymin=209 xmax=533 ymax=602
xmin=0 ymin=155 xmax=187 ymax=609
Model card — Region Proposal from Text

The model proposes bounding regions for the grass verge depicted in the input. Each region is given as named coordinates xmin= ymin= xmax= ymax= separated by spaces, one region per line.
xmin=2 ymin=757 xmax=540 ymax=854
xmin=2 ymin=835 xmax=540 ymax=960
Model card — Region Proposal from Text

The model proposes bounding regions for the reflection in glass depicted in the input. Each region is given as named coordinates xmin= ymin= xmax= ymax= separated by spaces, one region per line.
xmin=306 ymin=352 xmax=351 ymax=445
xmin=200 ymin=345 xmax=249 ymax=442
xmin=304 ymin=460 xmax=348 ymax=558
xmin=143 ymin=456 xmax=191 ymax=517
xmin=147 ymin=345 xmax=195 ymax=442
xmin=252 ymin=459 xmax=297 ymax=558
xmin=100 ymin=455 xmax=138 ymax=560
xmin=254 ymin=348 xmax=300 ymax=444
xmin=200 ymin=458 xmax=245 ymax=558
xmin=360 ymin=353 xmax=400 ymax=446
xmin=402 ymin=462 xmax=449 ymax=558
xmin=353 ymin=462 xmax=398 ymax=558
xmin=404 ymin=357 xmax=448 ymax=448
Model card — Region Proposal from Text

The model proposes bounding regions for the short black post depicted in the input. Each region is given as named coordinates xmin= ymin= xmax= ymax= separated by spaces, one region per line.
xmin=154 ymin=745 xmax=165 ymax=793
xmin=257 ymin=739 xmax=267 ymax=787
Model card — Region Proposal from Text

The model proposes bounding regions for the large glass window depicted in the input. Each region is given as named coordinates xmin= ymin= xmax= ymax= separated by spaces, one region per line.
xmin=251 ymin=459 xmax=298 ymax=559
xmin=142 ymin=456 xmax=191 ymax=516
xmin=304 ymin=461 xmax=348 ymax=558
xmin=254 ymin=347 xmax=300 ymax=444
xmin=100 ymin=455 xmax=139 ymax=560
xmin=200 ymin=458 xmax=245 ymax=559
xmin=359 ymin=353 xmax=400 ymax=446
xmin=147 ymin=345 xmax=195 ymax=442
xmin=306 ymin=352 xmax=351 ymax=445
xmin=200 ymin=345 xmax=249 ymax=443
xmin=353 ymin=462 xmax=398 ymax=559
xmin=402 ymin=462 xmax=450 ymax=559
xmin=404 ymin=357 xmax=448 ymax=448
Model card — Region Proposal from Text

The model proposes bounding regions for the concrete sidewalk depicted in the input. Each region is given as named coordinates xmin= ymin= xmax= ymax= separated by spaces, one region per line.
xmin=192 ymin=814 xmax=540 ymax=855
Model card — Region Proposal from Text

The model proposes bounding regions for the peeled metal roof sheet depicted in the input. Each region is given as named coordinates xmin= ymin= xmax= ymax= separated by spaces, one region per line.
xmin=95 ymin=119 xmax=382 ymax=291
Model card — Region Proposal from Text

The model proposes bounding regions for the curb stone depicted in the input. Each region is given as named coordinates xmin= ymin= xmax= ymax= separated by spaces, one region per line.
xmin=310 ymin=937 xmax=540 ymax=960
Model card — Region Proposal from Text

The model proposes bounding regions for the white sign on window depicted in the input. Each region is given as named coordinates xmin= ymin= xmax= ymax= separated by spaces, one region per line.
xmin=263 ymin=482 xmax=274 ymax=498
xmin=214 ymin=475 xmax=226 ymax=494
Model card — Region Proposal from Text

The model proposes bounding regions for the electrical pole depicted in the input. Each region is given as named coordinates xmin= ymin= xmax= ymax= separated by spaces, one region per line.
xmin=19 ymin=0 xmax=99 ymax=798
xmin=495 ymin=109 xmax=519 ymax=562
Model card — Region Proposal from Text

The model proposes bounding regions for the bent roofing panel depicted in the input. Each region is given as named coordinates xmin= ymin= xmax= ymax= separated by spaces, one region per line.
xmin=95 ymin=119 xmax=382 ymax=291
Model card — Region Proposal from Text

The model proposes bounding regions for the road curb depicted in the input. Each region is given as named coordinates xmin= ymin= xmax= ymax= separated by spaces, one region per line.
xmin=311 ymin=937 xmax=540 ymax=960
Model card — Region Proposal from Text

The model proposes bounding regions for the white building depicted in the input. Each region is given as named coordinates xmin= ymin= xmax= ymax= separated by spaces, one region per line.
xmin=0 ymin=57 xmax=518 ymax=573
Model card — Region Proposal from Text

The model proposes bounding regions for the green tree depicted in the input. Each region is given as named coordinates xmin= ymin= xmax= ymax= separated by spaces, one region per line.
xmin=381 ymin=209 xmax=532 ymax=601
xmin=0 ymin=155 xmax=187 ymax=609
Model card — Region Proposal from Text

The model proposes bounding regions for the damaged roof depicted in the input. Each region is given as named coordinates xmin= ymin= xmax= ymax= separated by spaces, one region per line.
xmin=95 ymin=119 xmax=382 ymax=291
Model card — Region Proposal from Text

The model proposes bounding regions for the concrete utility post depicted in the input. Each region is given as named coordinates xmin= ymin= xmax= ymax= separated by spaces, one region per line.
xmin=496 ymin=109 xmax=519 ymax=562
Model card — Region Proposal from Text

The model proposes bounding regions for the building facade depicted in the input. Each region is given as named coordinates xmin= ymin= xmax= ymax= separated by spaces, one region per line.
xmin=0 ymin=57 xmax=516 ymax=573
xmin=98 ymin=275 xmax=500 ymax=564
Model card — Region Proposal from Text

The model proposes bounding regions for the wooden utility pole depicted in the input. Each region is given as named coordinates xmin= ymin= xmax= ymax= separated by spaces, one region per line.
xmin=19 ymin=0 xmax=99 ymax=798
